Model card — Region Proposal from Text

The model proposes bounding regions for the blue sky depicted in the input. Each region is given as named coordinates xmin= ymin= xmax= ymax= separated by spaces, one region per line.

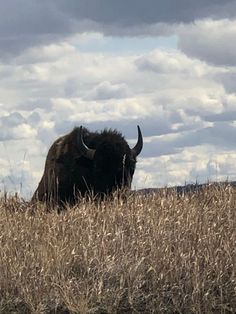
xmin=75 ymin=35 xmax=178 ymax=54
xmin=0 ymin=1 xmax=236 ymax=198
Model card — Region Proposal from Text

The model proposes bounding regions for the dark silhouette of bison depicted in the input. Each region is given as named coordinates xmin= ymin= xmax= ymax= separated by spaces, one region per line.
xmin=32 ymin=125 xmax=143 ymax=204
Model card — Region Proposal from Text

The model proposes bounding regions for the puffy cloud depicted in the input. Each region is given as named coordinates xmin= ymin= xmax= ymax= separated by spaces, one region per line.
xmin=16 ymin=99 xmax=53 ymax=112
xmin=205 ymin=111 xmax=236 ymax=123
xmin=134 ymin=148 xmax=236 ymax=189
xmin=0 ymin=159 xmax=36 ymax=198
xmin=0 ymin=112 xmax=25 ymax=127
xmin=0 ymin=1 xmax=76 ymax=59
xmin=0 ymin=112 xmax=36 ymax=141
xmin=15 ymin=43 xmax=76 ymax=65
xmin=142 ymin=122 xmax=236 ymax=158
xmin=27 ymin=112 xmax=41 ymax=124
xmin=214 ymin=69 xmax=236 ymax=94
xmin=0 ymin=1 xmax=236 ymax=58
xmin=178 ymin=19 xmax=236 ymax=66
xmin=136 ymin=49 xmax=210 ymax=76
xmin=51 ymin=97 xmax=152 ymax=137
xmin=0 ymin=16 xmax=236 ymax=197
xmin=0 ymin=138 xmax=45 ymax=198
xmin=0 ymin=46 xmax=137 ymax=106
xmin=85 ymin=81 xmax=131 ymax=100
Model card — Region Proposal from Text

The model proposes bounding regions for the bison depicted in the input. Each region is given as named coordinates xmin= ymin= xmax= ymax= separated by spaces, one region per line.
xmin=32 ymin=125 xmax=143 ymax=204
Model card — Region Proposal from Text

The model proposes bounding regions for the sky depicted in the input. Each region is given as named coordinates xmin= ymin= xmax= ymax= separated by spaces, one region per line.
xmin=1 ymin=0 xmax=236 ymax=198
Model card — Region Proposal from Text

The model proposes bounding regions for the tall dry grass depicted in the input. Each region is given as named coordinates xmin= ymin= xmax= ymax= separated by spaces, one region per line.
xmin=0 ymin=184 xmax=235 ymax=313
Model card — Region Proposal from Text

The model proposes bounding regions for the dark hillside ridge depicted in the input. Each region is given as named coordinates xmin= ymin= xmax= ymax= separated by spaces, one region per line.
xmin=137 ymin=181 xmax=236 ymax=195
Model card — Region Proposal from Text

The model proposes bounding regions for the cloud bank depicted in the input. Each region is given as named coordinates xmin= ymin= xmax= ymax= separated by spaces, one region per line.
xmin=0 ymin=1 xmax=236 ymax=197
xmin=1 ymin=0 xmax=236 ymax=57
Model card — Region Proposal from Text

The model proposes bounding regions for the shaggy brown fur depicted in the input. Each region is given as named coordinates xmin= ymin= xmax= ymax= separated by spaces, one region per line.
xmin=32 ymin=127 xmax=141 ymax=205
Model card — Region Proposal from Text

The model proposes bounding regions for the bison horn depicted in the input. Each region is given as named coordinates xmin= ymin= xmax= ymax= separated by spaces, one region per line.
xmin=132 ymin=125 xmax=143 ymax=157
xmin=77 ymin=126 xmax=96 ymax=160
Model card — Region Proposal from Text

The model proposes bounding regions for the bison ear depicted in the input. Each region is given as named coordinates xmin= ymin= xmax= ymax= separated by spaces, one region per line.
xmin=131 ymin=125 xmax=143 ymax=157
xmin=77 ymin=126 xmax=96 ymax=160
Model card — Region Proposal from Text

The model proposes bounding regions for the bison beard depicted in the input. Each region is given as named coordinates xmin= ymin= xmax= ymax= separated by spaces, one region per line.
xmin=32 ymin=126 xmax=143 ymax=205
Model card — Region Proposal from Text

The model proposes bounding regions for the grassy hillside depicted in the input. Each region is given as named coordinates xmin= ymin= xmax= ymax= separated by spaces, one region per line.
xmin=0 ymin=184 xmax=235 ymax=313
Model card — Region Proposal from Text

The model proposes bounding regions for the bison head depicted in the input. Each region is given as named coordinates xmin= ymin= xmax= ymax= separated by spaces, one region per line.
xmin=77 ymin=126 xmax=143 ymax=194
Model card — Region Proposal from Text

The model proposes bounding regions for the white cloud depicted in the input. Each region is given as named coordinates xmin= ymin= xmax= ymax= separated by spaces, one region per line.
xmin=133 ymin=148 xmax=236 ymax=189
xmin=51 ymin=97 xmax=150 ymax=127
xmin=136 ymin=49 xmax=210 ymax=77
xmin=178 ymin=19 xmax=236 ymax=66
xmin=0 ymin=112 xmax=25 ymax=127
xmin=1 ymin=14 xmax=236 ymax=197
xmin=15 ymin=43 xmax=76 ymax=64
xmin=0 ymin=112 xmax=36 ymax=141
xmin=85 ymin=81 xmax=131 ymax=100
xmin=1 ymin=1 xmax=235 ymax=59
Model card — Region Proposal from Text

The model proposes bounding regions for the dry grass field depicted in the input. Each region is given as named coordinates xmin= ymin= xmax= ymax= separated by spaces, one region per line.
xmin=0 ymin=184 xmax=235 ymax=313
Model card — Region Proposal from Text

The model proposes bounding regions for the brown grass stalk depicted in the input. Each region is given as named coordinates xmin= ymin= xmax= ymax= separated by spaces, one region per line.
xmin=0 ymin=184 xmax=235 ymax=313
